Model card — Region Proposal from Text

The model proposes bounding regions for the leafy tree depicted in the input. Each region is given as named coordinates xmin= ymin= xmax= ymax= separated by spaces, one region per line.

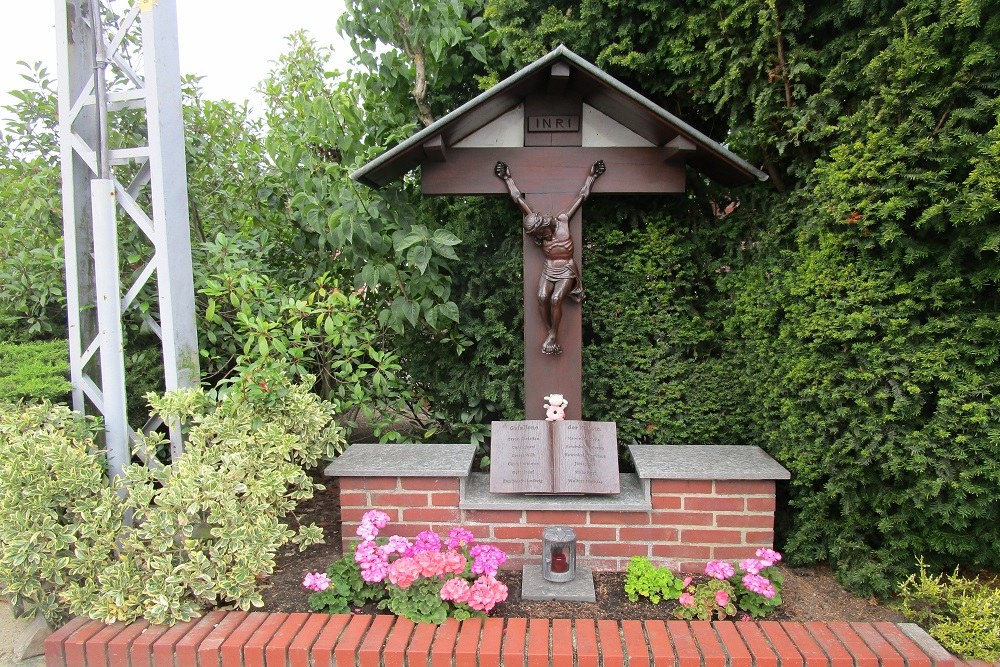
xmin=0 ymin=63 xmax=64 ymax=339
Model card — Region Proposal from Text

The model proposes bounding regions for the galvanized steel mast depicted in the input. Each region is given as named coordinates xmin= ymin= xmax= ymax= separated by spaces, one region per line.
xmin=54 ymin=0 xmax=199 ymax=476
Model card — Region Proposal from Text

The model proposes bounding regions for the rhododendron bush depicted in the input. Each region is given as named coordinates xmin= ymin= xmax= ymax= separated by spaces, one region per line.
xmin=306 ymin=510 xmax=508 ymax=623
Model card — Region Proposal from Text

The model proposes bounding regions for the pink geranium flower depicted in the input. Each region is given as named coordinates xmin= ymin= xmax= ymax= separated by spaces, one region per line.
xmin=446 ymin=527 xmax=476 ymax=550
xmin=715 ymin=590 xmax=730 ymax=607
xmin=678 ymin=592 xmax=695 ymax=608
xmin=387 ymin=557 xmax=422 ymax=588
xmin=440 ymin=577 xmax=471 ymax=603
xmin=357 ymin=510 xmax=391 ymax=541
xmin=302 ymin=571 xmax=331 ymax=592
xmin=742 ymin=573 xmax=776 ymax=598
xmin=705 ymin=560 xmax=735 ymax=580
xmin=466 ymin=575 xmax=508 ymax=612
xmin=755 ymin=548 xmax=782 ymax=566
xmin=355 ymin=540 xmax=390 ymax=583
xmin=415 ymin=549 xmax=446 ymax=578
xmin=441 ymin=550 xmax=467 ymax=576
xmin=470 ymin=545 xmax=507 ymax=577
xmin=406 ymin=531 xmax=442 ymax=556
xmin=383 ymin=535 xmax=412 ymax=556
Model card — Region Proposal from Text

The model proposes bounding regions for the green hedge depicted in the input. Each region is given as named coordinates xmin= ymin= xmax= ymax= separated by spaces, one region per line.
xmin=0 ymin=340 xmax=69 ymax=403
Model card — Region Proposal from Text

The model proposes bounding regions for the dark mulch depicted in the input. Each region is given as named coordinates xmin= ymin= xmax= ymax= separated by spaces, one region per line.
xmin=258 ymin=471 xmax=905 ymax=623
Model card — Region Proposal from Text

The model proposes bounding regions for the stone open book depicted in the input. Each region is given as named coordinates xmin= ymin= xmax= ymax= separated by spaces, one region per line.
xmin=489 ymin=420 xmax=620 ymax=494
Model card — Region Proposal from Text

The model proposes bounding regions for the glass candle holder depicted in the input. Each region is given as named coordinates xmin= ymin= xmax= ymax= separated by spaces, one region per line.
xmin=542 ymin=526 xmax=577 ymax=583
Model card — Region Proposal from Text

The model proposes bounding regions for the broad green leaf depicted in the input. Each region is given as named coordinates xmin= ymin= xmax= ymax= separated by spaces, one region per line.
xmin=408 ymin=245 xmax=432 ymax=274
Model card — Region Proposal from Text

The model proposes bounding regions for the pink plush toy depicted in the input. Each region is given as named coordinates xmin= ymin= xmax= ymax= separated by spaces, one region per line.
xmin=543 ymin=393 xmax=568 ymax=421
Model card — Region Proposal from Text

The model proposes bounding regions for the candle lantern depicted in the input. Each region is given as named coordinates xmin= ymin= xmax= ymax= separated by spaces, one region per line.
xmin=542 ymin=526 xmax=577 ymax=583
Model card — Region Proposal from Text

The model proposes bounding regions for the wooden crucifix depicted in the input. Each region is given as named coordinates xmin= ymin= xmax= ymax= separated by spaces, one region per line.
xmin=352 ymin=47 xmax=766 ymax=422
xmin=419 ymin=113 xmax=688 ymax=420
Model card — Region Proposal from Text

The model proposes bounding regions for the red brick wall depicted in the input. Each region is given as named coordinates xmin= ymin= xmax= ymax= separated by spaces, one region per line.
xmin=339 ymin=477 xmax=777 ymax=572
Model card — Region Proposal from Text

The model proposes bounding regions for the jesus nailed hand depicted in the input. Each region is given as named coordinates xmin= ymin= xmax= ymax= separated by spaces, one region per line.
xmin=494 ymin=159 xmax=605 ymax=355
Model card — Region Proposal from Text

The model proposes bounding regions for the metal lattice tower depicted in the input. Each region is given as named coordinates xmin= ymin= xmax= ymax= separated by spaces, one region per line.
xmin=55 ymin=0 xmax=199 ymax=477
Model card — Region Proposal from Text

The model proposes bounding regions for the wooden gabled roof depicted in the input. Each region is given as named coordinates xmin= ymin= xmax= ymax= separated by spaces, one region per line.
xmin=353 ymin=45 xmax=767 ymax=190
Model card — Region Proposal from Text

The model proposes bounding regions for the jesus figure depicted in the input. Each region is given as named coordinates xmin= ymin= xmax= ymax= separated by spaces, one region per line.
xmin=495 ymin=159 xmax=605 ymax=355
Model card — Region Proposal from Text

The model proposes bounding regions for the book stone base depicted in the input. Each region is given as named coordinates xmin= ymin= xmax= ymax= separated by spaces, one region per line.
xmin=520 ymin=565 xmax=596 ymax=602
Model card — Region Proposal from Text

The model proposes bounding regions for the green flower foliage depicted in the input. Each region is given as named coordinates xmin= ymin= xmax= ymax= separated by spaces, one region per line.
xmin=0 ymin=369 xmax=344 ymax=625
xmin=624 ymin=556 xmax=684 ymax=604
xmin=308 ymin=551 xmax=386 ymax=614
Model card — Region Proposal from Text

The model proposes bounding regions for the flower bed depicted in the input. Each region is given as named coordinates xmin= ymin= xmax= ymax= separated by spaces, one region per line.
xmin=305 ymin=510 xmax=511 ymax=624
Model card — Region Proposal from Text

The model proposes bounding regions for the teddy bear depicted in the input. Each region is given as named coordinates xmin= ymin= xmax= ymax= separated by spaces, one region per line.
xmin=543 ymin=393 xmax=568 ymax=421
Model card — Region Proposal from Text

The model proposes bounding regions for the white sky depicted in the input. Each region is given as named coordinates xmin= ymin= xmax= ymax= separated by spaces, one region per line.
xmin=0 ymin=1 xmax=354 ymax=120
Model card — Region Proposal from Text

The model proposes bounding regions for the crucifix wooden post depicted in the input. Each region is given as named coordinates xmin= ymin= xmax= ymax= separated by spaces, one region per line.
xmin=352 ymin=46 xmax=766 ymax=424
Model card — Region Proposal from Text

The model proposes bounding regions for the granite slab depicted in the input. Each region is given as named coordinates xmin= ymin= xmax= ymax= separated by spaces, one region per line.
xmin=460 ymin=472 xmax=650 ymax=511
xmin=628 ymin=445 xmax=790 ymax=480
xmin=323 ymin=443 xmax=476 ymax=478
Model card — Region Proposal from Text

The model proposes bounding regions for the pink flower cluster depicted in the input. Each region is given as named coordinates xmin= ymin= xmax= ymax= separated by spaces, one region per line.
xmin=408 ymin=531 xmax=442 ymax=556
xmin=446 ymin=527 xmax=475 ymax=550
xmin=742 ymin=573 xmax=776 ymax=598
xmin=756 ymin=548 xmax=782 ymax=565
xmin=739 ymin=549 xmax=782 ymax=575
xmin=705 ymin=560 xmax=735 ymax=580
xmin=302 ymin=571 xmax=331 ymax=592
xmin=737 ymin=548 xmax=781 ymax=598
xmin=356 ymin=510 xmax=390 ymax=542
xmin=440 ymin=575 xmax=509 ymax=612
xmin=469 ymin=545 xmax=507 ymax=577
xmin=356 ymin=540 xmax=389 ymax=583
xmin=348 ymin=510 xmax=509 ymax=613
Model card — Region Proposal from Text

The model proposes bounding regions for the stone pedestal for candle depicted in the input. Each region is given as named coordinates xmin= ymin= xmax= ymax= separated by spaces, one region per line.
xmin=523 ymin=525 xmax=596 ymax=602
xmin=520 ymin=564 xmax=596 ymax=602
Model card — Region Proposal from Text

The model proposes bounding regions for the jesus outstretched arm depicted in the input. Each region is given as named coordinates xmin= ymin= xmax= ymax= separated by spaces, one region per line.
xmin=561 ymin=160 xmax=605 ymax=219
xmin=495 ymin=161 xmax=533 ymax=217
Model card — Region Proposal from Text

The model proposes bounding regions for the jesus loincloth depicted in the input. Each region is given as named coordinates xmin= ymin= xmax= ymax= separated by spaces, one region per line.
xmin=541 ymin=259 xmax=584 ymax=301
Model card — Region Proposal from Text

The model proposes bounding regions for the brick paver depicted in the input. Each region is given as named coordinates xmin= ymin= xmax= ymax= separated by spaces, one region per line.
xmin=621 ymin=619 xmax=650 ymax=667
xmin=645 ymin=620 xmax=676 ymax=667
xmin=575 ymin=619 xmax=600 ymax=667
xmin=714 ymin=621 xmax=752 ymax=667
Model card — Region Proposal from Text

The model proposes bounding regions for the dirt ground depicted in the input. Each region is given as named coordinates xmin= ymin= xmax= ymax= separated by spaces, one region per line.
xmin=258 ymin=475 xmax=905 ymax=623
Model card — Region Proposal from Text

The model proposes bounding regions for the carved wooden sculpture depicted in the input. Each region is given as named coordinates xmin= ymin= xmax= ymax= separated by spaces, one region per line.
xmin=495 ymin=160 xmax=605 ymax=354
